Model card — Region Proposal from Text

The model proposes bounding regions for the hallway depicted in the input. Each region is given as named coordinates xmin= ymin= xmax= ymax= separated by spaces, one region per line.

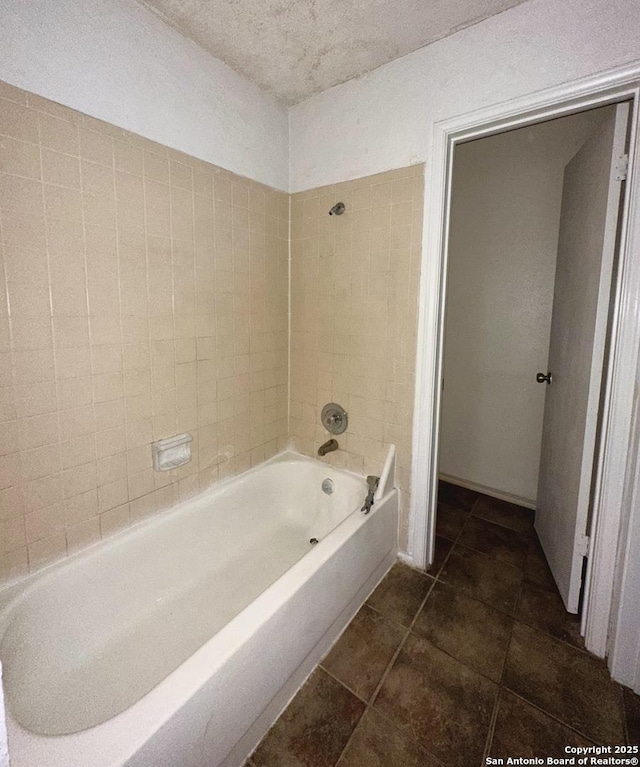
xmin=249 ymin=483 xmax=640 ymax=766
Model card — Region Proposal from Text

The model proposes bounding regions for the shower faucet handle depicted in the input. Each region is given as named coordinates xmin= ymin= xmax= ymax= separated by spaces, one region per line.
xmin=366 ymin=475 xmax=380 ymax=492
xmin=361 ymin=476 xmax=380 ymax=514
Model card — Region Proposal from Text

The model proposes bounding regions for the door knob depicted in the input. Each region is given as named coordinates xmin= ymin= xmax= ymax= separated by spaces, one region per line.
xmin=536 ymin=372 xmax=552 ymax=384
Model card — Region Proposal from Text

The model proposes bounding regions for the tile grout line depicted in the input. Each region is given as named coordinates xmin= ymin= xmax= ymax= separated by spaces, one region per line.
xmin=502 ymin=686 xmax=602 ymax=745
xmin=442 ymin=501 xmax=506 ymax=766
xmin=440 ymin=497 xmax=508 ymax=765
xmin=446 ymin=494 xmax=580 ymax=761
xmin=317 ymin=664 xmax=368 ymax=706
xmin=481 ymin=552 xmax=525 ymax=763
xmin=459 ymin=495 xmax=596 ymax=656
xmin=443 ymin=497 xmax=596 ymax=658
xmin=333 ymin=572 xmax=442 ymax=767
xmin=495 ymin=553 xmax=619 ymax=746
xmin=481 ymin=684 xmax=502 ymax=767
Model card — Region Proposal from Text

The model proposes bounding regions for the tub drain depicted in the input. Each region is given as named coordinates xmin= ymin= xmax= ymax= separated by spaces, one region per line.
xmin=309 ymin=537 xmax=319 ymax=545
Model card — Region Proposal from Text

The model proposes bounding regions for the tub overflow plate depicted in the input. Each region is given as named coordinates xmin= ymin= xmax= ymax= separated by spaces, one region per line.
xmin=322 ymin=478 xmax=334 ymax=495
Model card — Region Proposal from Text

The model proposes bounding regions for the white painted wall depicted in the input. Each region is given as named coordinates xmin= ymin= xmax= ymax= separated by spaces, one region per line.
xmin=0 ymin=0 xmax=289 ymax=190
xmin=440 ymin=110 xmax=608 ymax=503
xmin=289 ymin=0 xmax=640 ymax=191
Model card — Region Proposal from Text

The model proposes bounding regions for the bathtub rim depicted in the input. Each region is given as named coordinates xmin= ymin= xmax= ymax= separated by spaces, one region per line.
xmin=0 ymin=448 xmax=367 ymax=614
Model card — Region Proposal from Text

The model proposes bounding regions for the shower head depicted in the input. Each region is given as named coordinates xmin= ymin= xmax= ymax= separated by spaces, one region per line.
xmin=329 ymin=202 xmax=345 ymax=216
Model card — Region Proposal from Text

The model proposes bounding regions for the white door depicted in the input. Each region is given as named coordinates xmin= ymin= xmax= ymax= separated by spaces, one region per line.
xmin=535 ymin=102 xmax=629 ymax=614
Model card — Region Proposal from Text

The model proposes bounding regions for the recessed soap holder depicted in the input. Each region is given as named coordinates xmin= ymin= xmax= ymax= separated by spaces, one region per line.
xmin=152 ymin=433 xmax=193 ymax=472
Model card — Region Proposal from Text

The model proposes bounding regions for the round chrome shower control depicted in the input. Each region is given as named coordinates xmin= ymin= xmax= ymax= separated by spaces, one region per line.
xmin=321 ymin=403 xmax=348 ymax=434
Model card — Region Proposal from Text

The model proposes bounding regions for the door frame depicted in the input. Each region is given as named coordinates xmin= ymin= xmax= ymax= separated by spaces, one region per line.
xmin=409 ymin=62 xmax=640 ymax=661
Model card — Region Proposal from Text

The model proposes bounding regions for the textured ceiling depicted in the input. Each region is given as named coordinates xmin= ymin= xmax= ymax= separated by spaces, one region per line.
xmin=138 ymin=0 xmax=530 ymax=105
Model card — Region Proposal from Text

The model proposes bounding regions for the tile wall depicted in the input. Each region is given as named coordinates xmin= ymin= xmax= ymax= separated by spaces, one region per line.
xmin=288 ymin=166 xmax=424 ymax=549
xmin=0 ymin=81 xmax=289 ymax=581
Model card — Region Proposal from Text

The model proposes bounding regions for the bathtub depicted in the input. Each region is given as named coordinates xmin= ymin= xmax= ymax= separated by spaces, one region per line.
xmin=0 ymin=450 xmax=398 ymax=767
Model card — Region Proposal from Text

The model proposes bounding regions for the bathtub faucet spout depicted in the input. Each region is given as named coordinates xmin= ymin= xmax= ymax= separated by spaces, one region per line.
xmin=361 ymin=476 xmax=380 ymax=515
xmin=318 ymin=438 xmax=338 ymax=456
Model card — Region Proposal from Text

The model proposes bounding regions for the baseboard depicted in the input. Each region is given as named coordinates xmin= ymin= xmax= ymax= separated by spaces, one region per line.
xmin=438 ymin=473 xmax=536 ymax=510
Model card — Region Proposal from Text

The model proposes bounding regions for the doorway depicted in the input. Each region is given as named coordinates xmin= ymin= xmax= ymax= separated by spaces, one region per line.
xmin=437 ymin=102 xmax=628 ymax=624
xmin=409 ymin=73 xmax=640 ymax=667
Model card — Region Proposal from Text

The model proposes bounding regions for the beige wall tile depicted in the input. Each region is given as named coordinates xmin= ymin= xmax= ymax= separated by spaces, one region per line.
xmin=12 ymin=349 xmax=55 ymax=384
xmin=58 ymin=405 xmax=95 ymax=441
xmin=25 ymin=502 xmax=65 ymax=543
xmin=0 ymin=486 xmax=24 ymax=522
xmin=66 ymin=516 xmax=100 ymax=553
xmin=79 ymin=127 xmax=113 ymax=166
xmin=1 ymin=213 xmax=46 ymax=252
xmin=13 ymin=381 xmax=57 ymax=418
xmin=89 ymin=315 xmax=121 ymax=346
xmin=82 ymin=161 xmax=115 ymax=227
xmin=143 ymin=152 xmax=169 ymax=184
xmin=92 ymin=373 xmax=123 ymax=403
xmin=0 ymin=514 xmax=25 ymax=553
xmin=94 ymin=400 xmax=124 ymax=432
xmin=28 ymin=529 xmax=67 ymax=569
xmin=0 ymin=80 xmax=291 ymax=582
xmin=0 ymin=173 xmax=44 ymax=216
xmin=55 ymin=347 xmax=92 ymax=379
xmin=95 ymin=426 xmax=126 ymax=459
xmin=64 ymin=488 xmax=98 ymax=526
xmin=99 ymin=503 xmax=130 ymax=537
xmin=60 ymin=434 xmax=96 ymax=470
xmin=27 ymin=94 xmax=82 ymax=125
xmin=0 ymin=99 xmax=39 ymax=143
xmin=10 ymin=316 xmax=53 ymax=351
xmin=0 ymin=387 xmax=15 ymax=422
xmin=22 ymin=474 xmax=63 ymax=513
xmin=20 ymin=414 xmax=62 ymax=453
xmin=41 ymin=148 xmax=81 ymax=188
xmin=6 ymin=282 xmax=51 ymax=317
xmin=98 ymin=477 xmax=128 ymax=513
xmin=21 ymin=444 xmax=61 ymax=482
xmin=0 ymin=547 xmax=28 ymax=581
xmin=289 ymin=165 xmax=424 ymax=550
xmin=57 ymin=378 xmax=93 ymax=410
xmin=114 ymin=141 xmax=143 ymax=176
xmin=53 ymin=316 xmax=90 ymax=348
xmin=0 ymin=136 xmax=41 ymax=180
xmin=62 ymin=461 xmax=97 ymax=499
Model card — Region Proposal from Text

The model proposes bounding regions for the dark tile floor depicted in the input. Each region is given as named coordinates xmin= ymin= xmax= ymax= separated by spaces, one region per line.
xmin=248 ymin=482 xmax=640 ymax=766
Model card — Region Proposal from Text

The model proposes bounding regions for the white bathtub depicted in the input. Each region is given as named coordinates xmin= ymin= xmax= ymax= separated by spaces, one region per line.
xmin=0 ymin=450 xmax=398 ymax=767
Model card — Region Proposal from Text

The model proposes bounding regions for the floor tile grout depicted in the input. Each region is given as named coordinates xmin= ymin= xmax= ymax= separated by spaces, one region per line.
xmin=444 ymin=488 xmax=536 ymax=536
xmin=481 ymin=563 xmax=525 ymax=764
xmin=442 ymin=510 xmax=596 ymax=658
xmin=317 ymin=664 xmax=368 ymax=706
xmin=449 ymin=537 xmax=528 ymax=573
xmin=424 ymin=492 xmax=623 ymax=754
xmin=332 ymin=573 xmax=442 ymax=767
xmin=501 ymin=687 xmax=601 ymax=745
xmin=511 ymin=613 xmax=603 ymax=659
xmin=482 ymin=685 xmax=502 ymax=767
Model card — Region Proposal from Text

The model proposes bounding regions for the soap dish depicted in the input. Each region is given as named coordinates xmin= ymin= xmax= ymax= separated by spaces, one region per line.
xmin=152 ymin=433 xmax=193 ymax=472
